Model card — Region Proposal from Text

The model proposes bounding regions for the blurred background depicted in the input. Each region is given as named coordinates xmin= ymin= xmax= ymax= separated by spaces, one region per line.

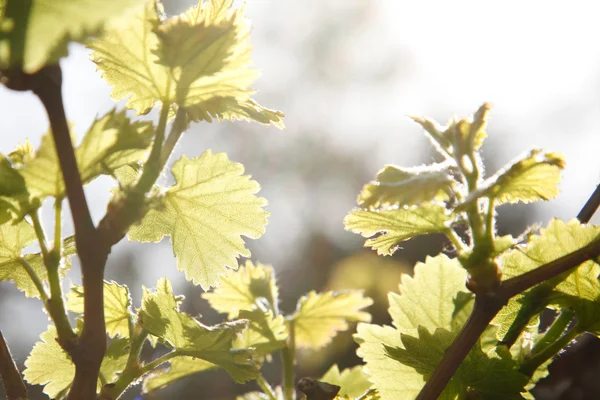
xmin=2 ymin=0 xmax=600 ymax=399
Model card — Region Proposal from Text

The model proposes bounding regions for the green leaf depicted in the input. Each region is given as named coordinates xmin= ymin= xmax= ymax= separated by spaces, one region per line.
xmin=237 ymin=389 xmax=284 ymax=400
xmin=292 ymin=290 xmax=372 ymax=349
xmin=0 ymin=218 xmax=66 ymax=298
xmin=234 ymin=309 xmax=287 ymax=356
xmin=388 ymin=254 xmax=468 ymax=335
xmin=386 ymin=327 xmax=528 ymax=399
xmin=354 ymin=324 xmax=424 ymax=400
xmin=0 ymin=0 xmax=144 ymax=72
xmin=357 ymin=163 xmax=452 ymax=208
xmin=139 ymin=277 xmax=259 ymax=382
xmin=67 ymin=280 xmax=133 ymax=338
xmin=100 ymin=338 xmax=129 ymax=385
xmin=128 ymin=152 xmax=269 ymax=289
xmin=23 ymin=325 xmax=74 ymax=398
xmin=494 ymin=219 xmax=600 ymax=336
xmin=202 ymin=260 xmax=279 ymax=318
xmin=465 ymin=150 xmax=565 ymax=206
xmin=344 ymin=203 xmax=453 ymax=256
xmin=19 ymin=109 xmax=153 ymax=200
xmin=320 ymin=365 xmax=372 ymax=398
xmin=88 ymin=0 xmax=284 ymax=127
xmin=142 ymin=356 xmax=215 ymax=393
xmin=0 ymin=155 xmax=26 ymax=196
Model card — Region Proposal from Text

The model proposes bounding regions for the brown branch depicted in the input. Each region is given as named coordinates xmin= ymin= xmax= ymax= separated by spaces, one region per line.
xmin=31 ymin=65 xmax=107 ymax=400
xmin=0 ymin=331 xmax=27 ymax=400
xmin=577 ymin=184 xmax=600 ymax=223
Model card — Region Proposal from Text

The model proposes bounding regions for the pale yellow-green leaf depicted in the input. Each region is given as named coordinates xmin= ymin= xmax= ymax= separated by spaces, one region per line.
xmin=354 ymin=324 xmax=424 ymax=400
xmin=128 ymin=152 xmax=269 ymax=289
xmin=344 ymin=203 xmax=453 ymax=255
xmin=358 ymin=163 xmax=452 ymax=208
xmin=100 ymin=338 xmax=129 ymax=385
xmin=139 ymin=277 xmax=258 ymax=382
xmin=23 ymin=326 xmax=74 ymax=398
xmin=142 ymin=356 xmax=215 ymax=393
xmin=292 ymin=290 xmax=372 ymax=349
xmin=67 ymin=280 xmax=133 ymax=338
xmin=321 ymin=365 xmax=372 ymax=398
xmin=388 ymin=254 xmax=467 ymax=336
xmin=0 ymin=0 xmax=144 ymax=72
xmin=202 ymin=260 xmax=279 ymax=318
xmin=467 ymin=150 xmax=565 ymax=205
xmin=234 ymin=309 xmax=287 ymax=356
xmin=88 ymin=0 xmax=284 ymax=127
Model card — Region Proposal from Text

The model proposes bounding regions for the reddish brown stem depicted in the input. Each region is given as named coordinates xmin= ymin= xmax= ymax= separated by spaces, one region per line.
xmin=0 ymin=331 xmax=27 ymax=400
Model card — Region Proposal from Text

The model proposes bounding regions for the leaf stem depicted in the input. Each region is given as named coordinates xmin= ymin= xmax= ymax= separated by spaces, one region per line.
xmin=281 ymin=320 xmax=296 ymax=400
xmin=18 ymin=257 xmax=49 ymax=302
xmin=0 ymin=330 xmax=28 ymax=400
xmin=256 ymin=373 xmax=278 ymax=400
xmin=159 ymin=108 xmax=187 ymax=170
xmin=520 ymin=323 xmax=581 ymax=377
xmin=530 ymin=308 xmax=574 ymax=357
xmin=29 ymin=209 xmax=50 ymax=260
xmin=54 ymin=197 xmax=63 ymax=252
xmin=445 ymin=228 xmax=467 ymax=253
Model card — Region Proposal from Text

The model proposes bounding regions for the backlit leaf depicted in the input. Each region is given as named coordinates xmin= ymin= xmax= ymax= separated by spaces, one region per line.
xmin=388 ymin=254 xmax=467 ymax=335
xmin=128 ymin=152 xmax=269 ymax=289
xmin=0 ymin=0 xmax=144 ymax=72
xmin=358 ymin=163 xmax=453 ymax=208
xmin=88 ymin=0 xmax=284 ymax=127
xmin=142 ymin=356 xmax=214 ymax=393
xmin=292 ymin=290 xmax=372 ymax=349
xmin=344 ymin=203 xmax=453 ymax=255
xmin=139 ymin=277 xmax=258 ymax=382
xmin=320 ymin=365 xmax=372 ymax=398
xmin=100 ymin=338 xmax=129 ymax=385
xmin=202 ymin=260 xmax=279 ymax=318
xmin=67 ymin=280 xmax=133 ymax=338
xmin=234 ymin=309 xmax=287 ymax=356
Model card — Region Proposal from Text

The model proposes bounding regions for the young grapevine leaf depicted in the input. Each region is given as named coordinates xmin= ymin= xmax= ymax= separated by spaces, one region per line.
xmin=464 ymin=150 xmax=565 ymax=206
xmin=100 ymin=338 xmax=129 ymax=385
xmin=388 ymin=255 xmax=468 ymax=335
xmin=494 ymin=219 xmax=600 ymax=335
xmin=202 ymin=260 xmax=279 ymax=318
xmin=67 ymin=280 xmax=133 ymax=338
xmin=139 ymin=277 xmax=259 ymax=382
xmin=128 ymin=152 xmax=269 ymax=289
xmin=23 ymin=326 xmax=74 ymax=398
xmin=358 ymin=163 xmax=453 ymax=208
xmin=143 ymin=356 xmax=214 ymax=393
xmin=344 ymin=203 xmax=453 ymax=255
xmin=320 ymin=365 xmax=372 ymax=398
xmin=292 ymin=290 xmax=372 ymax=348
xmin=0 ymin=0 xmax=144 ymax=73
xmin=385 ymin=327 xmax=528 ymax=399
xmin=19 ymin=110 xmax=153 ymax=200
xmin=354 ymin=324 xmax=424 ymax=400
xmin=234 ymin=309 xmax=287 ymax=356
xmin=88 ymin=0 xmax=284 ymax=127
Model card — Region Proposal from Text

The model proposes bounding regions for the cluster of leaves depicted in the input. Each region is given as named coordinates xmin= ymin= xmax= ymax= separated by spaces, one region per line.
xmin=345 ymin=104 xmax=600 ymax=399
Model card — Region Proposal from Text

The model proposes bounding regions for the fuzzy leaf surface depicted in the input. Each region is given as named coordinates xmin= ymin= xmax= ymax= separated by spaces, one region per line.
xmin=139 ymin=277 xmax=258 ymax=382
xmin=67 ymin=280 xmax=133 ymax=338
xmin=202 ymin=260 xmax=279 ymax=318
xmin=128 ymin=152 xmax=269 ymax=289
xmin=0 ymin=0 xmax=143 ymax=72
xmin=358 ymin=163 xmax=452 ymax=208
xmin=320 ymin=365 xmax=372 ymax=398
xmin=88 ymin=0 xmax=284 ymax=126
xmin=292 ymin=290 xmax=372 ymax=349
xmin=345 ymin=203 xmax=452 ymax=255
xmin=388 ymin=254 xmax=468 ymax=335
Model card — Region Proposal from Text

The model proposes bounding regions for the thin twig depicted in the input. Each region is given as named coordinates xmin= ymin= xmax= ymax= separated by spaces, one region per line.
xmin=577 ymin=184 xmax=600 ymax=223
xmin=0 ymin=331 xmax=28 ymax=400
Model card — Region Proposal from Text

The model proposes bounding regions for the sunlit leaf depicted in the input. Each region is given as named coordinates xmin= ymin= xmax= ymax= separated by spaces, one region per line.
xmin=142 ymin=356 xmax=214 ymax=393
xmin=234 ymin=309 xmax=287 ymax=356
xmin=358 ymin=163 xmax=453 ymax=208
xmin=128 ymin=152 xmax=269 ymax=289
xmin=23 ymin=326 xmax=74 ymax=398
xmin=100 ymin=338 xmax=129 ymax=385
xmin=320 ymin=365 xmax=372 ymax=398
xmin=67 ymin=280 xmax=133 ymax=338
xmin=388 ymin=254 xmax=467 ymax=335
xmin=139 ymin=277 xmax=258 ymax=382
xmin=88 ymin=0 xmax=284 ymax=127
xmin=464 ymin=150 xmax=565 ymax=206
xmin=344 ymin=203 xmax=453 ymax=255
xmin=202 ymin=260 xmax=279 ymax=318
xmin=0 ymin=0 xmax=144 ymax=72
xmin=292 ymin=290 xmax=372 ymax=349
